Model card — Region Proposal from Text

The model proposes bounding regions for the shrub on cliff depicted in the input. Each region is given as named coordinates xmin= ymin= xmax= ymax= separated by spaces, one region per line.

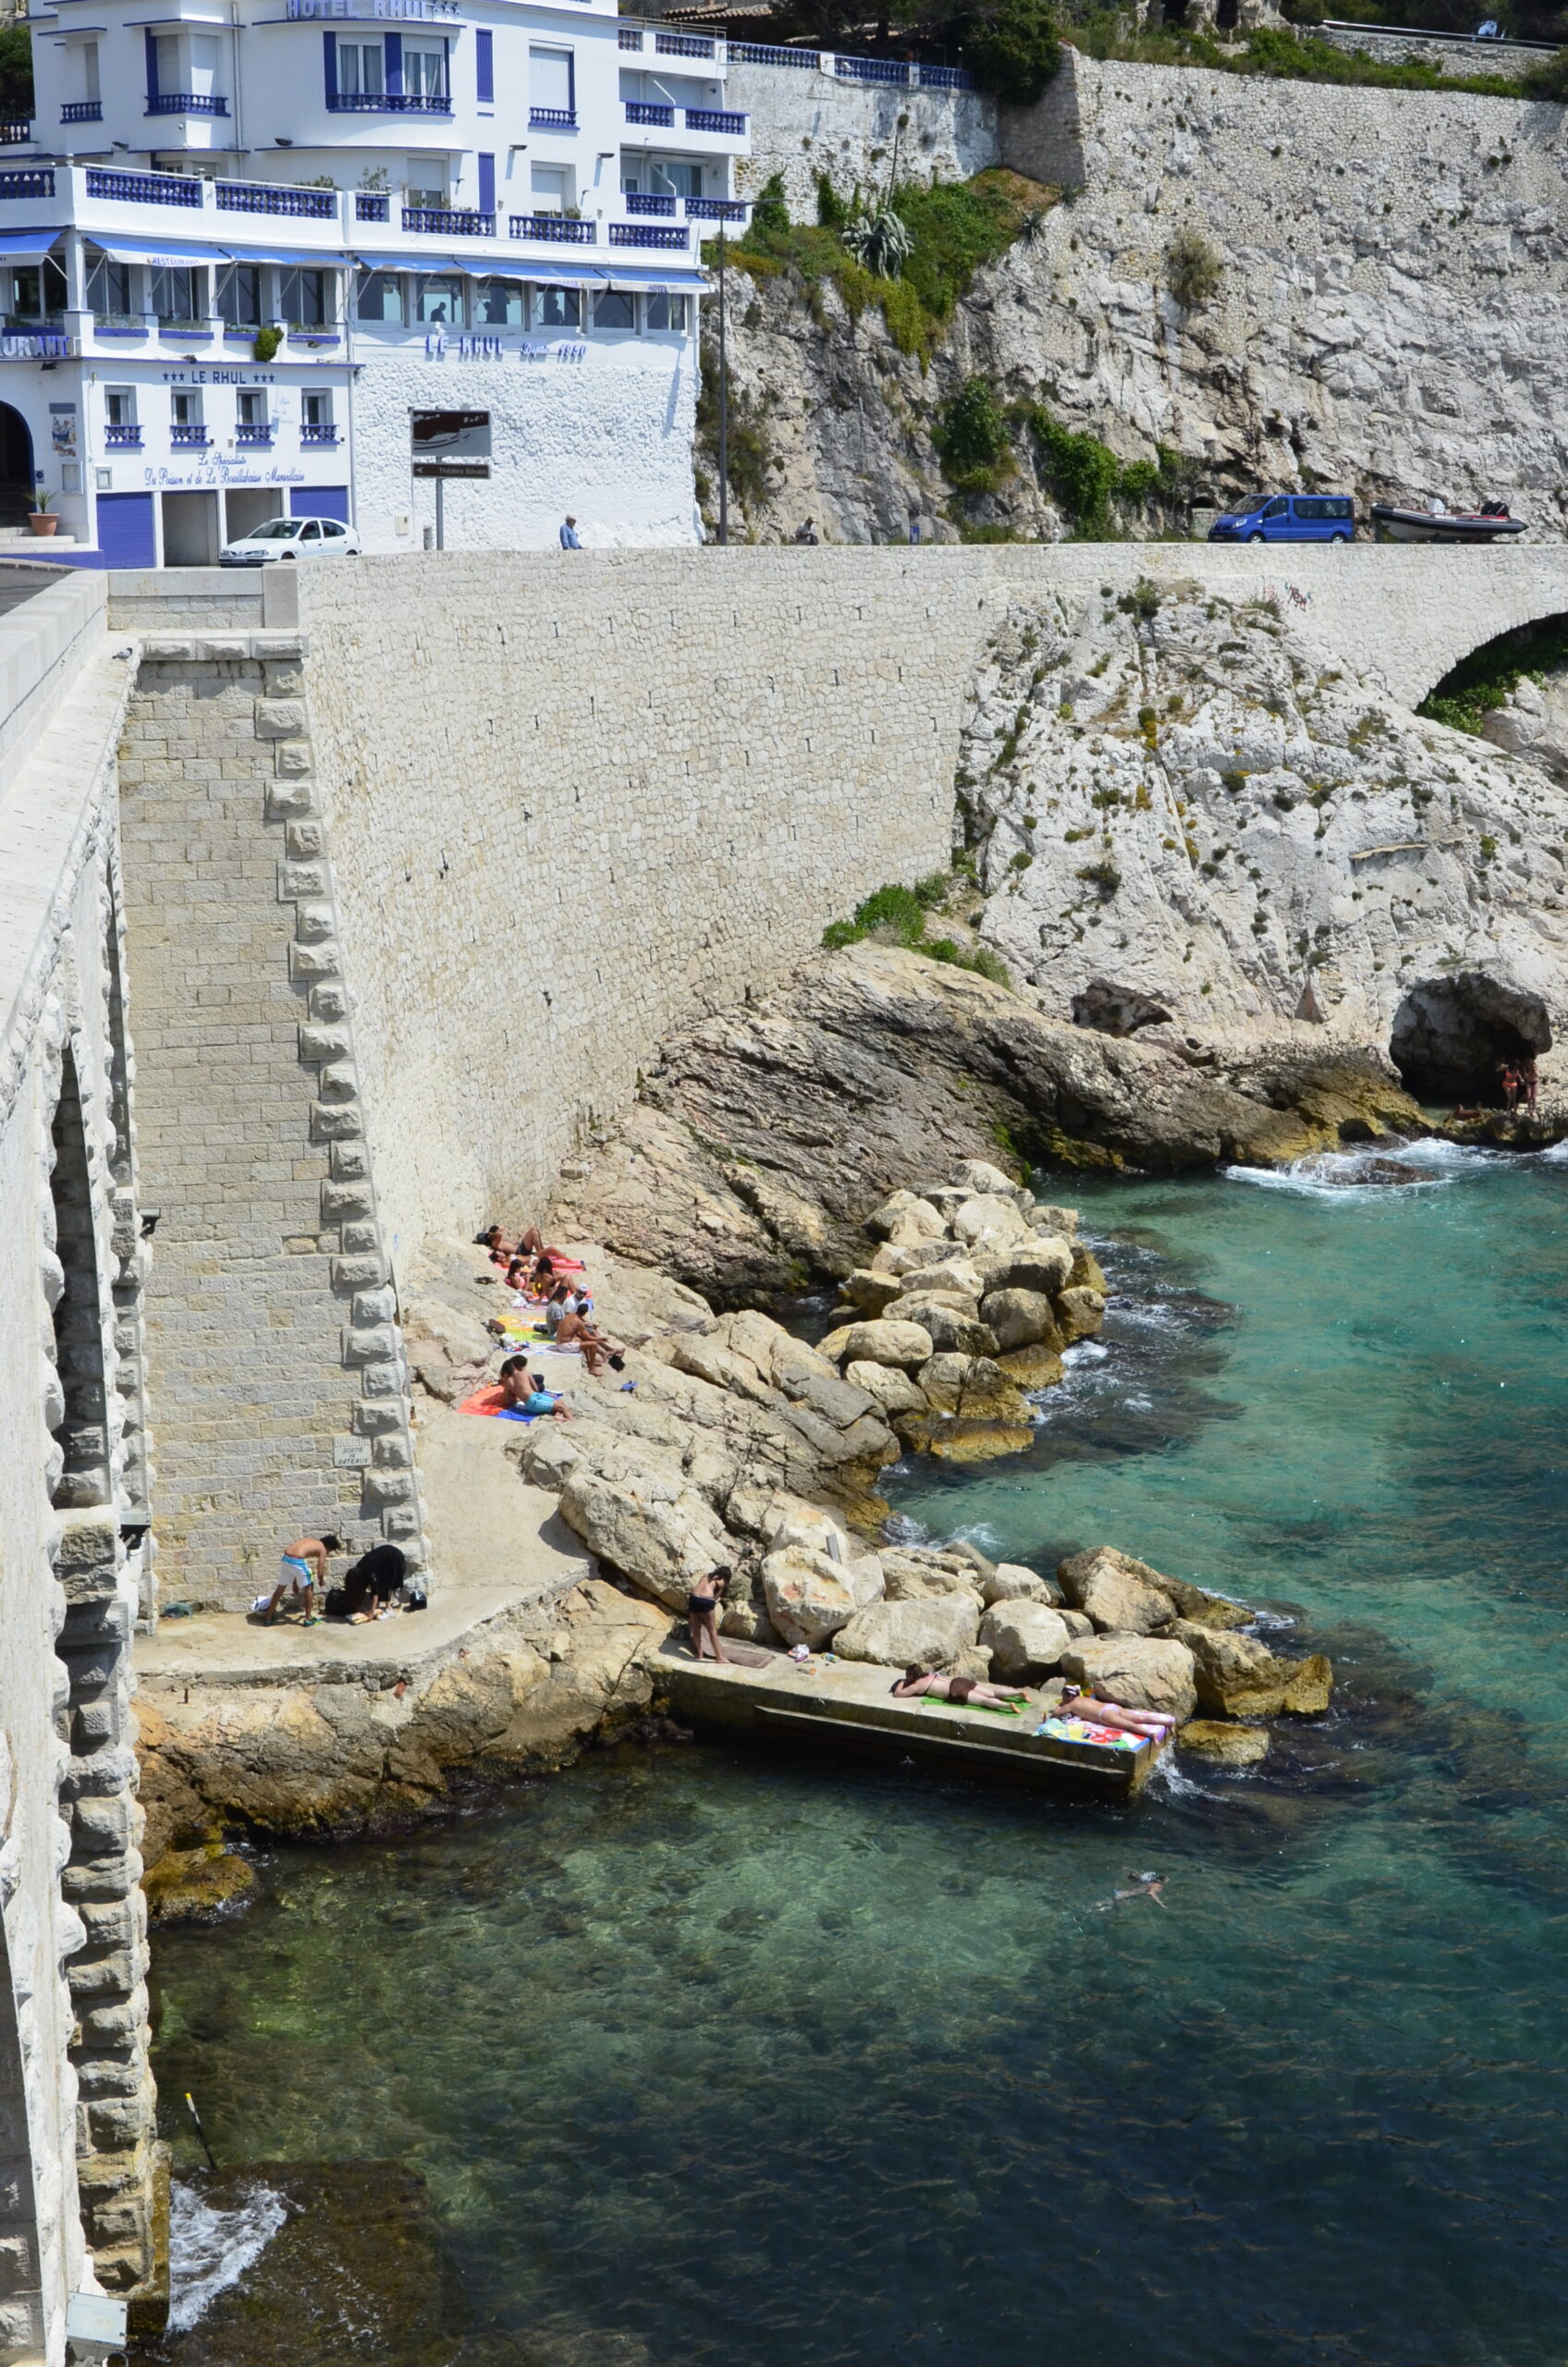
xmin=1165 ymin=228 xmax=1223 ymax=311
xmin=937 ymin=375 xmax=1016 ymax=492
xmin=962 ymin=0 xmax=1062 ymax=103
xmin=1523 ymin=45 xmax=1568 ymax=97
xmin=823 ymin=875 xmax=1011 ymax=985
xmin=750 ymin=171 xmax=791 ymax=238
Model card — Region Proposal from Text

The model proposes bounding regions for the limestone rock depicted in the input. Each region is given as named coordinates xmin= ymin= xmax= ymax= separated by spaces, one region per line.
xmin=951 ymin=1193 xmax=1031 ymax=1252
xmin=979 ymin=1287 xmax=1063 ymax=1354
xmin=984 ymin=1239 xmax=1075 ymax=1299
xmin=951 ymin=1645 xmax=994 ymax=1684
xmin=996 ymin=1344 xmax=1067 ymax=1390
xmin=837 ymin=1318 xmax=934 ymax=1369
xmin=897 ymin=1413 xmax=1035 ymax=1462
xmin=761 ymin=1543 xmax=882 ymax=1648
xmin=557 ymin=1464 xmax=738 ymax=1611
xmin=845 ymin=1358 xmax=927 ymax=1415
xmin=905 ymin=1256 xmax=986 ymax=1301
xmin=1171 ymin=1620 xmax=1332 ymax=1718
xmin=979 ymin=1602 xmax=1073 ymax=1680
xmin=843 ymin=1268 xmax=908 ymax=1317
xmin=1058 ymin=1545 xmax=1176 ymax=1636
xmin=882 ymin=1551 xmax=986 ymax=1602
xmin=1054 ymin=1286 xmax=1107 ymax=1345
xmin=942 ymin=1539 xmax=998 ymax=1588
xmin=142 ymin=1844 xmax=258 ymax=1924
xmin=1179 ymin=1720 xmax=1270 ymax=1767
xmin=1060 ymin=1608 xmax=1094 ymax=1638
xmin=1060 ymin=1636 xmax=1197 ymax=1723
xmin=914 ymin=1353 xmax=1032 ymax=1423
xmin=833 ymin=1592 xmax=981 ymax=1670
xmin=950 ymin=1159 xmax=1020 ymax=1196
xmin=885 ymin=1200 xmax=949 ymax=1248
xmin=883 ymin=1294 xmax=995 ymax=1356
xmin=1033 ymin=1206 xmax=1079 ymax=1237
xmin=981 ymin=1562 xmax=1064 ymax=1608
xmin=1068 ymin=1245 xmax=1109 ymax=1295
xmin=866 ymin=1189 xmax=944 ymax=1241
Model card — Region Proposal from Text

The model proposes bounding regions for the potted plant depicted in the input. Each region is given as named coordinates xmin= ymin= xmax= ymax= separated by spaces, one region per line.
xmin=27 ymin=486 xmax=57 ymax=536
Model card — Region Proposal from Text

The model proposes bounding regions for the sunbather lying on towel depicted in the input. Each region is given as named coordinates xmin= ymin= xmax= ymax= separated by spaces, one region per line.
xmin=890 ymin=1664 xmax=1030 ymax=1709
xmin=499 ymin=1355 xmax=573 ymax=1420
xmin=1058 ymin=1685 xmax=1174 ymax=1740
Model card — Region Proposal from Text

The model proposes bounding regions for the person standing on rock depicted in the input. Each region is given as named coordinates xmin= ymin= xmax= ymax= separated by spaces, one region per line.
xmin=262 ymin=1531 xmax=341 ymax=1626
xmin=687 ymin=1566 xmax=731 ymax=1663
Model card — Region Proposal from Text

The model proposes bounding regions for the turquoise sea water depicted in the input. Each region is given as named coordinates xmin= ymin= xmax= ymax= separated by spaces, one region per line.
xmin=150 ymin=1146 xmax=1568 ymax=2366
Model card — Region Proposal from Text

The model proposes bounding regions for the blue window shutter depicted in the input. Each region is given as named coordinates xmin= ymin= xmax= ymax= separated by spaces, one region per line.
xmin=323 ymin=30 xmax=337 ymax=100
xmin=478 ymin=152 xmax=495 ymax=214
xmin=144 ymin=27 xmax=159 ymax=98
xmin=475 ymin=27 xmax=493 ymax=100
xmin=384 ymin=31 xmax=402 ymax=93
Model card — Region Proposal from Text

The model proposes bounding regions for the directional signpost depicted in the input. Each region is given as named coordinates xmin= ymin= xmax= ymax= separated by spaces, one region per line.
xmin=410 ymin=409 xmax=491 ymax=549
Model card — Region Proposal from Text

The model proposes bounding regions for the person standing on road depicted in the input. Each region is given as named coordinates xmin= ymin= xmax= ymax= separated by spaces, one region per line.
xmin=559 ymin=515 xmax=582 ymax=549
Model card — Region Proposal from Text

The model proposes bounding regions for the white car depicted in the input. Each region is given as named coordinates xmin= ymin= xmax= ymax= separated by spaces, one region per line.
xmin=220 ymin=514 xmax=361 ymax=566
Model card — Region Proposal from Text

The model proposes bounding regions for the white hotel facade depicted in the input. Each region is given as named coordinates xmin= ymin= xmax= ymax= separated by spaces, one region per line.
xmin=0 ymin=0 xmax=751 ymax=559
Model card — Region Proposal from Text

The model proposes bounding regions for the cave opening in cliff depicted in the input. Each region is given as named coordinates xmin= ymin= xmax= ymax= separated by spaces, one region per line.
xmin=1390 ymin=973 xmax=1550 ymax=1105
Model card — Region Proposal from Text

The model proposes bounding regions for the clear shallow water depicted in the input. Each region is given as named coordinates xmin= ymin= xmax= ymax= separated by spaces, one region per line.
xmin=151 ymin=1148 xmax=1568 ymax=2367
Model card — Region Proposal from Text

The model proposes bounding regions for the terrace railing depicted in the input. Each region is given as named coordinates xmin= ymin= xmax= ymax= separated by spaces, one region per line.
xmin=217 ymin=179 xmax=335 ymax=216
xmin=508 ymin=212 xmax=595 ymax=241
xmin=404 ymin=206 xmax=495 ymax=236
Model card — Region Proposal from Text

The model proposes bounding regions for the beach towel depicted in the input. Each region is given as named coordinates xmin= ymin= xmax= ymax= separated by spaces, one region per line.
xmin=916 ymin=1694 xmax=1023 ymax=1719
xmin=1037 ymin=1715 xmax=1145 ymax=1751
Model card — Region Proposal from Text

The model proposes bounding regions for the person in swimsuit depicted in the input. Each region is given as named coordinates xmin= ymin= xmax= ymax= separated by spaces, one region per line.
xmin=554 ymin=1306 xmax=624 ymax=1378
xmin=497 ymin=1357 xmax=573 ymax=1420
xmin=687 ymin=1565 xmax=730 ymax=1663
xmin=1058 ymin=1685 xmax=1175 ymax=1740
xmin=890 ymin=1664 xmax=1030 ymax=1710
xmin=263 ymin=1531 xmax=341 ymax=1625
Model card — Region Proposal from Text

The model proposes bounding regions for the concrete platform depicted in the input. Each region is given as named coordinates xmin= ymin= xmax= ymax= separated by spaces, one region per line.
xmin=656 ymin=1640 xmax=1164 ymax=1794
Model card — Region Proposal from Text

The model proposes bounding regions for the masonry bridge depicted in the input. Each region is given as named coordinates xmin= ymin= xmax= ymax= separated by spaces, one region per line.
xmin=0 ymin=537 xmax=1563 ymax=2361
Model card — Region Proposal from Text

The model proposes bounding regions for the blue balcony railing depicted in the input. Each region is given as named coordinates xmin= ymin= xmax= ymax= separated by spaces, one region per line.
xmin=86 ymin=166 xmax=198 ymax=205
xmin=170 ymin=423 xmax=209 ymax=446
xmin=0 ymin=120 xmax=32 ymax=143
xmin=918 ymin=62 xmax=974 ymax=86
xmin=835 ymin=54 xmax=906 ymax=81
xmin=300 ymin=423 xmax=338 ymax=445
xmin=0 ymin=168 xmax=55 ymax=199
xmin=685 ymin=107 xmax=746 ymax=133
xmin=355 ymin=192 xmax=390 ymax=221
xmin=624 ymin=100 xmax=673 ymax=126
xmin=404 ymin=206 xmax=494 ymax=236
xmin=217 ymin=179 xmax=334 ymax=217
xmin=326 ymin=91 xmax=451 ymax=114
xmin=609 ymin=222 xmax=687 ymax=250
xmin=62 ymin=102 xmax=103 ymax=123
xmin=625 ymin=191 xmax=676 ymax=215
xmin=686 ymin=196 xmax=747 ymax=220
xmin=729 ymin=41 xmax=817 ymax=65
xmin=655 ymin=31 xmax=714 ymax=54
xmin=104 ymin=422 xmax=142 ymax=447
xmin=619 ymin=24 xmax=643 ymax=44
xmin=235 ymin=423 xmax=273 ymax=446
xmin=508 ymin=212 xmax=594 ymax=241
xmin=146 ymin=92 xmax=229 ymax=115
xmin=529 ymin=105 xmax=576 ymax=129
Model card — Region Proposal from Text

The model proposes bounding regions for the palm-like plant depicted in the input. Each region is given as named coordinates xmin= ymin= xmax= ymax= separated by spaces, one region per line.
xmin=842 ymin=201 xmax=913 ymax=281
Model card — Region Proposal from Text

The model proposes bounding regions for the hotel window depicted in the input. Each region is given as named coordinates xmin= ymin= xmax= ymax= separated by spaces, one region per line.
xmin=407 ymin=178 xmax=447 ymax=211
xmin=170 ymin=389 xmax=202 ymax=426
xmin=529 ymin=46 xmax=573 ymax=115
xmin=217 ymin=264 xmax=262 ymax=328
xmin=415 ymin=273 xmax=463 ymax=325
xmin=337 ymin=37 xmax=385 ymax=95
xmin=237 ymin=389 xmax=267 ymax=426
xmin=473 ymin=276 xmax=524 ymax=326
xmin=644 ymin=290 xmax=687 ymax=333
xmin=593 ymin=288 xmax=635 ymax=332
xmin=80 ymin=41 xmax=101 ymax=102
xmin=403 ymin=39 xmax=449 ymax=101
xmin=151 ymin=265 xmax=204 ymax=326
xmin=532 ymin=284 xmax=580 ymax=329
xmin=355 ymin=268 xmax=404 ymax=324
xmin=86 ymin=253 xmax=133 ymax=317
xmin=279 ymin=268 xmax=330 ymax=328
xmin=104 ymin=388 xmax=135 ymax=426
xmin=10 ymin=259 xmax=67 ymax=323
xmin=302 ymin=391 xmax=332 ymax=426
xmin=529 ymin=165 xmax=568 ymax=212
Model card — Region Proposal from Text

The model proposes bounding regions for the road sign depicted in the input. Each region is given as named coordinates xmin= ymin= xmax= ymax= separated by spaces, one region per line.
xmin=410 ymin=408 xmax=491 ymax=479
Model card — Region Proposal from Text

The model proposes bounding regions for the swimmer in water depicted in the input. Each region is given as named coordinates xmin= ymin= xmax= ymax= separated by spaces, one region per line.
xmin=1095 ymin=1870 xmax=1168 ymax=1912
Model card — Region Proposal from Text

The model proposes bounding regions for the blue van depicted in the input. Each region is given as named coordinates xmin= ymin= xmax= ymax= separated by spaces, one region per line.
xmin=1208 ymin=494 xmax=1356 ymax=543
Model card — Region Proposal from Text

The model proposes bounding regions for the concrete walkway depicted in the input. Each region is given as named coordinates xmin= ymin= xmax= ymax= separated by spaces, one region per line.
xmin=134 ymin=1578 xmax=572 ymax=1691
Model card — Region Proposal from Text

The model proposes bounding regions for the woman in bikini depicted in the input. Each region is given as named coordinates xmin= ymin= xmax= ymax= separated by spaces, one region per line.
xmin=890 ymin=1665 xmax=1030 ymax=1710
xmin=1057 ymin=1684 xmax=1175 ymax=1740
xmin=687 ymin=1565 xmax=730 ymax=1663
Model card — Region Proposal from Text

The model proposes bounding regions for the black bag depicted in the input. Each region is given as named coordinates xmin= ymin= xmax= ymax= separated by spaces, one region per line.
xmin=404 ymin=1587 xmax=428 ymax=1612
xmin=324 ymin=1585 xmax=348 ymax=1620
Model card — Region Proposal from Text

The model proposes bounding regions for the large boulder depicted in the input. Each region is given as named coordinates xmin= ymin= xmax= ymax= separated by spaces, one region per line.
xmin=979 ymin=1602 xmax=1073 ymax=1680
xmin=950 ymin=1158 xmax=1021 ymax=1197
xmin=882 ymin=1551 xmax=987 ymax=1603
xmin=1179 ymin=1720 xmax=1270 ymax=1767
xmin=1060 ymin=1636 xmax=1197 ymax=1723
xmin=833 ymin=1592 xmax=981 ymax=1671
xmin=761 ymin=1545 xmax=881 ymax=1649
xmin=951 ymin=1192 xmax=1031 ymax=1251
xmin=1058 ymin=1544 xmax=1250 ymax=1632
xmin=1172 ymin=1621 xmax=1332 ymax=1717
xmin=979 ymin=1288 xmax=1064 ymax=1354
xmin=984 ymin=1238 xmax=1075 ymax=1298
xmin=1053 ymin=1285 xmax=1107 ymax=1344
xmin=837 ymin=1318 xmax=935 ymax=1369
xmin=906 ymin=1256 xmax=987 ymax=1301
xmin=1058 ymin=1545 xmax=1175 ymax=1636
xmin=914 ymin=1354 xmax=1033 ymax=1422
xmin=996 ymin=1345 xmax=1067 ymax=1390
xmin=557 ymin=1464 xmax=738 ymax=1611
xmin=865 ymin=1189 xmax=945 ymax=1242
xmin=981 ymin=1562 xmax=1064 ymax=1608
xmin=1069 ymin=1245 xmax=1109 ymax=1294
xmin=844 ymin=1358 xmax=927 ymax=1415
xmin=842 ymin=1268 xmax=908 ymax=1318
xmin=884 ymin=1294 xmax=995 ymax=1356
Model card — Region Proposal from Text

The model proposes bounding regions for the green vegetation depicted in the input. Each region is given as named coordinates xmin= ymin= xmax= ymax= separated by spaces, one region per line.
xmin=962 ymin=0 xmax=1062 ymax=102
xmin=1059 ymin=14 xmax=1534 ymax=97
xmin=252 ymin=325 xmax=283 ymax=362
xmin=936 ymin=375 xmax=1015 ymax=493
xmin=695 ymin=338 xmax=778 ymax=525
xmin=1523 ymin=47 xmax=1568 ymax=97
xmin=1417 ymin=614 xmax=1568 ymax=735
xmin=736 ymin=168 xmax=1043 ymax=364
xmin=822 ymin=874 xmax=1011 ymax=985
xmin=1165 ymin=227 xmax=1222 ymax=311
xmin=0 ymin=26 xmax=32 ymax=121
xmin=1023 ymin=410 xmax=1194 ymax=534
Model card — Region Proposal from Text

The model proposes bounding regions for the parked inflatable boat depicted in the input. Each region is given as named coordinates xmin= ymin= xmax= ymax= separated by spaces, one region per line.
xmin=1370 ymin=501 xmax=1526 ymax=544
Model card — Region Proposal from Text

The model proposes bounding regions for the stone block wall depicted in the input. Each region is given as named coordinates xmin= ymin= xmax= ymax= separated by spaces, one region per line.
xmin=116 ymin=632 xmax=423 ymax=1613
xmin=730 ymin=55 xmax=998 ymax=220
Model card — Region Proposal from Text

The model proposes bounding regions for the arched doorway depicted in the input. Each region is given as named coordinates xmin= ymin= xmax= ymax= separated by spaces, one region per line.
xmin=0 ymin=402 xmax=33 ymax=530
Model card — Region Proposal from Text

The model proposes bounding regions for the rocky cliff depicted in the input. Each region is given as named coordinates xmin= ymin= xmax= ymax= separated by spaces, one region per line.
xmin=721 ymin=53 xmax=1568 ymax=545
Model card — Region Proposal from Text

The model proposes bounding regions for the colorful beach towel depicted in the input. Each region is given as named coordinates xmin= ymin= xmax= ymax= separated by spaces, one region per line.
xmin=916 ymin=1694 xmax=1023 ymax=1719
xmin=1037 ymin=1715 xmax=1146 ymax=1752
xmin=459 ymin=1387 xmax=547 ymax=1424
